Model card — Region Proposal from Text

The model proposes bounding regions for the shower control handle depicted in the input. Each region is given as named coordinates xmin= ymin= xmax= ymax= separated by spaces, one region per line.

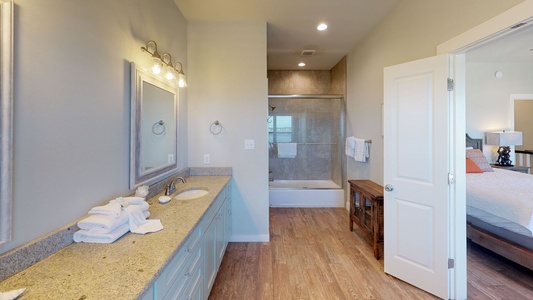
xmin=384 ymin=184 xmax=394 ymax=192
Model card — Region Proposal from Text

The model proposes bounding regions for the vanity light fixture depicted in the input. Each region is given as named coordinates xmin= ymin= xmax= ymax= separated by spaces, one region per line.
xmin=140 ymin=40 xmax=187 ymax=87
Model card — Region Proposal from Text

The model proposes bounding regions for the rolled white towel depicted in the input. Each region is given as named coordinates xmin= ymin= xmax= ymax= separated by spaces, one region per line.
xmin=78 ymin=211 xmax=128 ymax=234
xmin=88 ymin=201 xmax=121 ymax=218
xmin=73 ymin=223 xmax=129 ymax=244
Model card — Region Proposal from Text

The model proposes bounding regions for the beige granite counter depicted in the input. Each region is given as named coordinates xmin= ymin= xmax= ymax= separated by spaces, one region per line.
xmin=0 ymin=175 xmax=231 ymax=300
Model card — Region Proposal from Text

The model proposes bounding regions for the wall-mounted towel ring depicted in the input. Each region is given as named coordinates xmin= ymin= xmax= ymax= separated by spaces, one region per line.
xmin=210 ymin=120 xmax=222 ymax=135
xmin=152 ymin=120 xmax=165 ymax=135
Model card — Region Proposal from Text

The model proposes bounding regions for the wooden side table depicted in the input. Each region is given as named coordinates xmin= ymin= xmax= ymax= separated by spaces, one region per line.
xmin=490 ymin=164 xmax=530 ymax=174
xmin=348 ymin=180 xmax=384 ymax=260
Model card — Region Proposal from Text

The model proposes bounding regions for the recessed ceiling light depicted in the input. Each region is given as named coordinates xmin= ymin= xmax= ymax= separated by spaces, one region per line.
xmin=298 ymin=62 xmax=306 ymax=67
xmin=317 ymin=23 xmax=328 ymax=31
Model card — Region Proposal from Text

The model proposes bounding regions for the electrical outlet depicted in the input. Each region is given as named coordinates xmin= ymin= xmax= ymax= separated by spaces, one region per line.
xmin=203 ymin=154 xmax=211 ymax=164
xmin=168 ymin=154 xmax=174 ymax=163
xmin=244 ymin=139 xmax=255 ymax=150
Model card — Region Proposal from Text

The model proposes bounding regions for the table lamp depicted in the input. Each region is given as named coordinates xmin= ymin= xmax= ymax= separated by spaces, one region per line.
xmin=485 ymin=131 xmax=523 ymax=166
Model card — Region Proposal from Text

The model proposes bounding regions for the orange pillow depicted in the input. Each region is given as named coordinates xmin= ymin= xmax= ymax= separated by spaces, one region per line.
xmin=466 ymin=158 xmax=483 ymax=173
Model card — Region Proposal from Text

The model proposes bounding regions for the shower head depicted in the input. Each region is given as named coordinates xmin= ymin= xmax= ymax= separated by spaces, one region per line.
xmin=269 ymin=104 xmax=276 ymax=111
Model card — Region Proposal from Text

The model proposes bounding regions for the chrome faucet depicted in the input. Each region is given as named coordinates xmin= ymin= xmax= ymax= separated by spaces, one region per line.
xmin=165 ymin=177 xmax=186 ymax=196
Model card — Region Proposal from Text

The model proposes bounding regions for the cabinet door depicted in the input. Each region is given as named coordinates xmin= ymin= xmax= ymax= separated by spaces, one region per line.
xmin=204 ymin=219 xmax=216 ymax=294
xmin=215 ymin=210 xmax=225 ymax=268
xmin=223 ymin=198 xmax=232 ymax=249
xmin=361 ymin=193 xmax=373 ymax=232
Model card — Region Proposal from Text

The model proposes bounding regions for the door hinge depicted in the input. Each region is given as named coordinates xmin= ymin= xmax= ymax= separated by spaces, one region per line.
xmin=447 ymin=78 xmax=454 ymax=91
xmin=448 ymin=173 xmax=455 ymax=185
xmin=448 ymin=258 xmax=455 ymax=269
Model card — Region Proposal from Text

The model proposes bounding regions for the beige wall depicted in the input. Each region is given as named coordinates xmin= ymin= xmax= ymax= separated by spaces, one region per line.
xmin=515 ymin=100 xmax=533 ymax=151
xmin=346 ymin=0 xmax=525 ymax=185
xmin=3 ymin=0 xmax=188 ymax=253
xmin=188 ymin=22 xmax=269 ymax=241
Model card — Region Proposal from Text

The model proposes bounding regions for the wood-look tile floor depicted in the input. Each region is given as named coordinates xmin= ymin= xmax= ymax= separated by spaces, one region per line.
xmin=209 ymin=208 xmax=533 ymax=300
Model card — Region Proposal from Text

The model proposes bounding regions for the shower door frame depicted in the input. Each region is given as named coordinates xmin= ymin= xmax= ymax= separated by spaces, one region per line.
xmin=268 ymin=94 xmax=346 ymax=190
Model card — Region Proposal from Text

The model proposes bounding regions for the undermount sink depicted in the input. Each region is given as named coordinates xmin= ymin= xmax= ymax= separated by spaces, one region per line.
xmin=174 ymin=188 xmax=209 ymax=200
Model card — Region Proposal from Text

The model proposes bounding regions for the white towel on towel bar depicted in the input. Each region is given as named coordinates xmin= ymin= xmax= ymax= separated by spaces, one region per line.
xmin=345 ymin=136 xmax=356 ymax=158
xmin=277 ymin=143 xmax=297 ymax=158
xmin=353 ymin=138 xmax=369 ymax=162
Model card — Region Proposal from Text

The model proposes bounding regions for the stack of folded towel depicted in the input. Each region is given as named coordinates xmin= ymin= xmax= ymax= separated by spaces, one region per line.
xmin=74 ymin=189 xmax=164 ymax=244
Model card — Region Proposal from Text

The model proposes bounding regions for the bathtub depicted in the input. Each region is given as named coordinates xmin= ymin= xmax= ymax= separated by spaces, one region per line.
xmin=269 ymin=180 xmax=345 ymax=207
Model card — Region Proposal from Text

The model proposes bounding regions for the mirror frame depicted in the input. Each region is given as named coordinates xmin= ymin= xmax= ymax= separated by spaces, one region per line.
xmin=0 ymin=0 xmax=13 ymax=246
xmin=130 ymin=62 xmax=179 ymax=189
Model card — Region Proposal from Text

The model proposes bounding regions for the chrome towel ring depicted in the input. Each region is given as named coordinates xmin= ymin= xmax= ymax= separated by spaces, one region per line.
xmin=152 ymin=120 xmax=165 ymax=135
xmin=210 ymin=120 xmax=222 ymax=135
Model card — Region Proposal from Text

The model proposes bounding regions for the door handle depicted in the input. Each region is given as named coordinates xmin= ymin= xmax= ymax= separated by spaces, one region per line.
xmin=385 ymin=184 xmax=394 ymax=192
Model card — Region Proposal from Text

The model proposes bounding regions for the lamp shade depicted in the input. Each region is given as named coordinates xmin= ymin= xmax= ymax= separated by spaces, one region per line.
xmin=485 ymin=131 xmax=523 ymax=146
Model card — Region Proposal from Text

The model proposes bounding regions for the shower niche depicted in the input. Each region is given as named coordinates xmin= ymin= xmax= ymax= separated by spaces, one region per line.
xmin=268 ymin=95 xmax=345 ymax=207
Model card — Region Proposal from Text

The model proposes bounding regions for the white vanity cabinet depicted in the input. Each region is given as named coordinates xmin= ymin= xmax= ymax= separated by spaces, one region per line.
xmin=204 ymin=184 xmax=231 ymax=295
xmin=141 ymin=183 xmax=231 ymax=300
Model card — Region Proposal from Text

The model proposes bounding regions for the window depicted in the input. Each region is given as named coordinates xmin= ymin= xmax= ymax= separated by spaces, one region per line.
xmin=268 ymin=116 xmax=293 ymax=143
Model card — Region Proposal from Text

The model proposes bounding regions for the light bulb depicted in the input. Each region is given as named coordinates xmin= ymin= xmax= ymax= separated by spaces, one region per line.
xmin=152 ymin=63 xmax=161 ymax=75
xmin=165 ymin=67 xmax=175 ymax=80
xmin=178 ymin=73 xmax=187 ymax=87
xmin=317 ymin=23 xmax=328 ymax=31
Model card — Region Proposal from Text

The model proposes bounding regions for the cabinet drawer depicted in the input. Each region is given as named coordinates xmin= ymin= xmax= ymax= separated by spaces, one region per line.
xmin=155 ymin=226 xmax=202 ymax=299
xmin=168 ymin=246 xmax=203 ymax=300
xmin=162 ymin=239 xmax=203 ymax=300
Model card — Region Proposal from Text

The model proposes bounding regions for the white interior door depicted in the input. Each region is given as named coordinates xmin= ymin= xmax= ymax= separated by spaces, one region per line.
xmin=383 ymin=54 xmax=451 ymax=299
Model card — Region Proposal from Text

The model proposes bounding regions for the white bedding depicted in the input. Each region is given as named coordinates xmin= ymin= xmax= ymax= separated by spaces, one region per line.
xmin=466 ymin=168 xmax=533 ymax=232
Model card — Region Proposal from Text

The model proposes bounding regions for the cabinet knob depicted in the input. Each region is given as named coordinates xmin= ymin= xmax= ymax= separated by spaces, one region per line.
xmin=384 ymin=184 xmax=394 ymax=192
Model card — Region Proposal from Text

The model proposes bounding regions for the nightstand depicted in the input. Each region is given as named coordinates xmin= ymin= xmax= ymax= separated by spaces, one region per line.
xmin=491 ymin=164 xmax=530 ymax=174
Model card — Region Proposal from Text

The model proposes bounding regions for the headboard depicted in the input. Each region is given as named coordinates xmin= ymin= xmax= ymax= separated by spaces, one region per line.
xmin=466 ymin=133 xmax=483 ymax=150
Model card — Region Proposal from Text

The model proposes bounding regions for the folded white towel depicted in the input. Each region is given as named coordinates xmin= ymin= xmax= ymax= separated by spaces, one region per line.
xmin=354 ymin=138 xmax=369 ymax=162
xmin=277 ymin=143 xmax=297 ymax=158
xmin=88 ymin=201 xmax=122 ymax=218
xmin=73 ymin=223 xmax=129 ymax=244
xmin=0 ymin=288 xmax=26 ymax=300
xmin=124 ymin=205 xmax=163 ymax=234
xmin=345 ymin=136 xmax=356 ymax=158
xmin=113 ymin=196 xmax=146 ymax=206
xmin=77 ymin=211 xmax=128 ymax=233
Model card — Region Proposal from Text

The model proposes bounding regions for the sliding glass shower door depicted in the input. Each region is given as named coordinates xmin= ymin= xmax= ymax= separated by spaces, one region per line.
xmin=268 ymin=95 xmax=345 ymax=188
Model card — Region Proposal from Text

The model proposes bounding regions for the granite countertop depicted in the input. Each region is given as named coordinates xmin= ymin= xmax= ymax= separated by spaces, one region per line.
xmin=0 ymin=175 xmax=231 ymax=300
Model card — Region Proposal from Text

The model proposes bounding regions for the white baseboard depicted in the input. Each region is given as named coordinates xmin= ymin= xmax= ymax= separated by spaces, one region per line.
xmin=229 ymin=234 xmax=270 ymax=243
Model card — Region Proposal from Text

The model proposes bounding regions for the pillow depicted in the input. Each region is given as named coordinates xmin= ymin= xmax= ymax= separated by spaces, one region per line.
xmin=466 ymin=149 xmax=493 ymax=172
xmin=466 ymin=158 xmax=483 ymax=173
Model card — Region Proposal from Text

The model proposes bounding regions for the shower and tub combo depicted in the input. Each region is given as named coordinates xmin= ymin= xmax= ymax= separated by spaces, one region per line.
xmin=268 ymin=95 xmax=345 ymax=207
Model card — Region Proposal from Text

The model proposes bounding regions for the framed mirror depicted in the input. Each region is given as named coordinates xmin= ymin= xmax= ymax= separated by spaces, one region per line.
xmin=130 ymin=62 xmax=179 ymax=189
xmin=1 ymin=0 xmax=13 ymax=246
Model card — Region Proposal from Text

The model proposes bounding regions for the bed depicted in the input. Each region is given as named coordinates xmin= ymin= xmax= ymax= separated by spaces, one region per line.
xmin=466 ymin=134 xmax=533 ymax=270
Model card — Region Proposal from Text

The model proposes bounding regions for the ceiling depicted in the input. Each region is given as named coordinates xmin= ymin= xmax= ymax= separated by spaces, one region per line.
xmin=173 ymin=0 xmax=400 ymax=70
xmin=467 ymin=22 xmax=533 ymax=63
